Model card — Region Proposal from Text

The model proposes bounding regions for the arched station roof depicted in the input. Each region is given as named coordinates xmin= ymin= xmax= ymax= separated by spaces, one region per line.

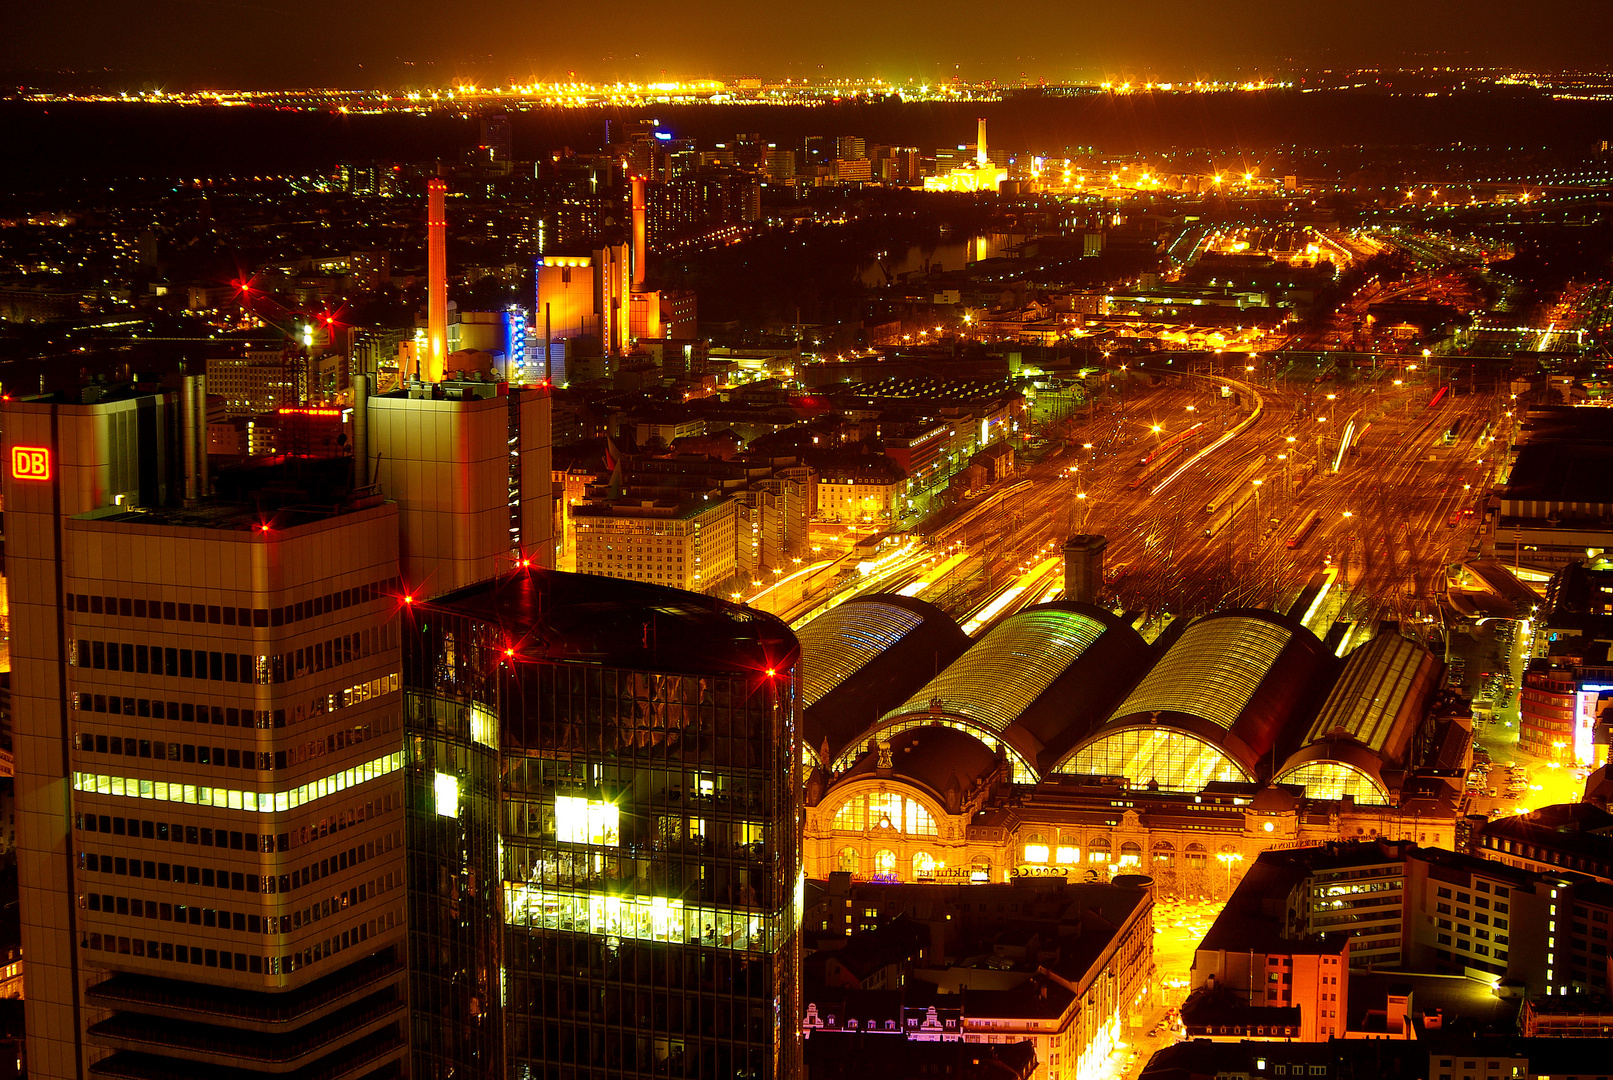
xmin=798 ymin=595 xmax=971 ymax=767
xmin=1273 ymin=632 xmax=1441 ymax=805
xmin=833 ymin=602 xmax=1152 ymax=782
xmin=1053 ymin=608 xmax=1334 ymax=791
xmin=830 ymin=726 xmax=1002 ymax=812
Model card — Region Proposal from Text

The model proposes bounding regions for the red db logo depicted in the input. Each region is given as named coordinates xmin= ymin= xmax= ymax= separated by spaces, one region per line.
xmin=10 ymin=446 xmax=51 ymax=481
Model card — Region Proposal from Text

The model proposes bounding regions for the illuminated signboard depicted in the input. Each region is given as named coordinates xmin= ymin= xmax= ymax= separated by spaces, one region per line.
xmin=10 ymin=446 xmax=51 ymax=481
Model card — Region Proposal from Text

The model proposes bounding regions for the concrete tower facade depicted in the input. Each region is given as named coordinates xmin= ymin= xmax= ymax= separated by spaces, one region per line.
xmin=1062 ymin=533 xmax=1107 ymax=605
xmin=631 ymin=176 xmax=648 ymax=290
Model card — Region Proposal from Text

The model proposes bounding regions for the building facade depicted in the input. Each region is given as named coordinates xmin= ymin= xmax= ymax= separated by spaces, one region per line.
xmin=4 ymin=385 xmax=410 ymax=1080
xmin=572 ymin=496 xmax=738 ymax=594
xmin=403 ymin=570 xmax=804 ymax=1079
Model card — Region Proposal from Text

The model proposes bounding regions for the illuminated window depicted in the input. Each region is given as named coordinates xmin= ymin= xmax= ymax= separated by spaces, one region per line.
xmin=874 ymin=849 xmax=897 ymax=878
xmin=829 ymin=793 xmax=937 ymax=836
xmin=912 ymin=852 xmax=936 ymax=879
xmin=1062 ymin=727 xmax=1251 ymax=791
xmin=434 ymin=772 xmax=459 ymax=819
xmin=837 ymin=847 xmax=860 ymax=874
xmin=555 ymin=795 xmax=620 ymax=846
xmin=1056 ymin=846 xmax=1080 ymax=864
xmin=1152 ymin=841 xmax=1175 ymax=866
xmin=1088 ymin=837 xmax=1112 ymax=863
xmin=1119 ymin=842 xmax=1142 ymax=868
xmin=1273 ymin=760 xmax=1389 ymax=804
xmin=868 ymin=792 xmax=902 ymax=830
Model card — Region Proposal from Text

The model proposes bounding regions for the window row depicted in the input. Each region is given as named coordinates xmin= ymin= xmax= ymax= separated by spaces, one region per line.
xmin=80 ymin=830 xmax=395 ymax=895
xmin=76 ymin=694 xmax=269 ymax=727
xmin=76 ymin=792 xmax=398 ymax=853
xmin=67 ymin=576 xmax=401 ymax=629
xmin=72 ymin=751 xmax=407 ymax=814
xmin=84 ymin=868 xmax=394 ymax=936
xmin=80 ymin=908 xmax=396 ymax=976
xmin=74 ymin=722 xmax=378 ymax=776
xmin=73 ymin=628 xmax=388 ymax=687
xmin=74 ymin=679 xmax=400 ymax=740
xmin=79 ymin=734 xmax=273 ymax=774
xmin=75 ymin=641 xmax=261 ymax=684
xmin=81 ymin=814 xmax=275 ymax=851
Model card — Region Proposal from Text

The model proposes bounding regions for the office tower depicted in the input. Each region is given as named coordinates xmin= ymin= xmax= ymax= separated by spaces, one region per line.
xmin=367 ymin=379 xmax=554 ymax=600
xmin=207 ymin=348 xmax=303 ymax=417
xmin=402 ymin=569 xmax=804 ymax=1080
xmin=4 ymin=383 xmax=410 ymax=1080
xmin=426 ymin=179 xmax=449 ymax=384
xmin=480 ymin=112 xmax=513 ymax=165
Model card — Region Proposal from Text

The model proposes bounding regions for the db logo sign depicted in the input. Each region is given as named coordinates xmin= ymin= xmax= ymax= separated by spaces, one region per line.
xmin=10 ymin=446 xmax=51 ymax=482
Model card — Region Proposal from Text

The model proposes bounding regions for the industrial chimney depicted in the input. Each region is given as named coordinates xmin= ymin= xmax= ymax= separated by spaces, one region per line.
xmin=352 ymin=374 xmax=370 ymax=488
xmin=426 ymin=177 xmax=448 ymax=383
xmin=631 ymin=176 xmax=648 ymax=290
xmin=976 ymin=117 xmax=988 ymax=167
xmin=1062 ymin=534 xmax=1106 ymax=605
xmin=181 ymin=373 xmax=208 ymax=504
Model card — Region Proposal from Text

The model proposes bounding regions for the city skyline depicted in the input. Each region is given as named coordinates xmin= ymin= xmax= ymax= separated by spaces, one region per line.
xmin=5 ymin=0 xmax=1613 ymax=90
xmin=4 ymin=11 xmax=1613 ymax=1076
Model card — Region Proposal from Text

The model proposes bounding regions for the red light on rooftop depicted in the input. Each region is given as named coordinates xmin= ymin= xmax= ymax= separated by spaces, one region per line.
xmin=765 ymin=668 xmax=776 ymax=677
xmin=403 ymin=595 xmax=414 ymax=605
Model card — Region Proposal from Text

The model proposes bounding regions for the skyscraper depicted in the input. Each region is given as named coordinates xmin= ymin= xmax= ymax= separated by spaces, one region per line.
xmin=4 ymin=383 xmax=411 ymax=1080
xmin=402 ymin=569 xmax=804 ymax=1079
xmin=480 ymin=113 xmax=513 ymax=165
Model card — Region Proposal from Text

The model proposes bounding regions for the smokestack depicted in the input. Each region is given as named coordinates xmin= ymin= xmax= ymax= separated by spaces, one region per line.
xmin=181 ymin=375 xmax=199 ymax=503
xmin=977 ymin=117 xmax=988 ymax=167
xmin=631 ymin=176 xmax=648 ymax=290
xmin=352 ymin=374 xmax=370 ymax=487
xmin=182 ymin=373 xmax=208 ymax=503
xmin=426 ymin=177 xmax=448 ymax=383
xmin=1062 ymin=534 xmax=1106 ymax=605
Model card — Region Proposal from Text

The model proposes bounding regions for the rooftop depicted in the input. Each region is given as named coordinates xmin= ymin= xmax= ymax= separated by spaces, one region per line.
xmin=422 ymin=568 xmax=799 ymax=678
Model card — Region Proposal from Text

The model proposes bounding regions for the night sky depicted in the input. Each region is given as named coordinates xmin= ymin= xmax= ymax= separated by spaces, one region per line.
xmin=6 ymin=0 xmax=1612 ymax=88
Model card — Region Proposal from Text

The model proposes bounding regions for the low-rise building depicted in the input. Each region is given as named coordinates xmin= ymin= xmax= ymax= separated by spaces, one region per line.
xmin=802 ymin=877 xmax=1154 ymax=1080
xmin=571 ymin=494 xmax=737 ymax=593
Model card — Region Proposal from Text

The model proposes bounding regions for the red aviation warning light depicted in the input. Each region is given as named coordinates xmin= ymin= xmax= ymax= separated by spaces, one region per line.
xmin=10 ymin=446 xmax=51 ymax=481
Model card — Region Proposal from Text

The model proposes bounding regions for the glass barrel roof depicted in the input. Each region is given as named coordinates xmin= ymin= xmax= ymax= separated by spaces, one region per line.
xmin=1105 ymin=615 xmax=1292 ymax=730
xmin=1064 ymin=727 xmax=1252 ymax=790
xmin=1274 ymin=760 xmax=1390 ymax=805
xmin=879 ymin=608 xmax=1110 ymax=735
xmin=1301 ymin=633 xmax=1430 ymax=754
xmin=796 ymin=601 xmax=926 ymax=709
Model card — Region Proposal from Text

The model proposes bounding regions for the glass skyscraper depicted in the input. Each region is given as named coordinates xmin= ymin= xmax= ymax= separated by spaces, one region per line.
xmin=402 ymin=569 xmax=803 ymax=1080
